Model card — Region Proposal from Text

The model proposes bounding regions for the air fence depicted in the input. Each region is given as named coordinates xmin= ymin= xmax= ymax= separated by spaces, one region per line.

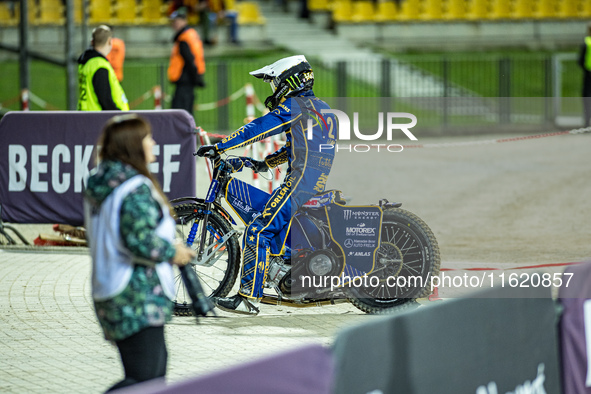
xmin=1 ymin=53 xmax=583 ymax=134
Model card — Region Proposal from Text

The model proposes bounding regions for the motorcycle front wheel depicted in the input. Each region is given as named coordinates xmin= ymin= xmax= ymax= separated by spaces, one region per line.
xmin=348 ymin=208 xmax=440 ymax=314
xmin=173 ymin=203 xmax=241 ymax=315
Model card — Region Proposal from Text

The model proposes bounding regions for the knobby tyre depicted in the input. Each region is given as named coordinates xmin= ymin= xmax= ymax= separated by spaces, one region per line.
xmin=173 ymin=203 xmax=241 ymax=316
xmin=348 ymin=208 xmax=440 ymax=314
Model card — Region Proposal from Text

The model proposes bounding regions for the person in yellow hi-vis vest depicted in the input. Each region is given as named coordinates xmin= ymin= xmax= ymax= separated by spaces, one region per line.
xmin=78 ymin=25 xmax=129 ymax=111
xmin=578 ymin=23 xmax=591 ymax=128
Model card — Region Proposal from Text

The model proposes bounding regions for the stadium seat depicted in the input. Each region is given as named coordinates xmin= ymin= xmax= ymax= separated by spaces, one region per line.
xmin=444 ymin=0 xmax=467 ymax=20
xmin=14 ymin=1 xmax=40 ymax=24
xmin=0 ymin=2 xmax=17 ymax=26
xmin=511 ymin=0 xmax=533 ymax=18
xmin=583 ymin=0 xmax=591 ymax=17
xmin=351 ymin=1 xmax=375 ymax=22
xmin=73 ymin=0 xmax=84 ymax=23
xmin=397 ymin=0 xmax=420 ymax=21
xmin=140 ymin=0 xmax=167 ymax=23
xmin=331 ymin=0 xmax=353 ymax=23
xmin=183 ymin=0 xmax=200 ymax=25
xmin=421 ymin=0 xmax=444 ymax=20
xmin=490 ymin=0 xmax=511 ymax=19
xmin=38 ymin=0 xmax=64 ymax=24
xmin=557 ymin=0 xmax=578 ymax=18
xmin=374 ymin=0 xmax=398 ymax=22
xmin=534 ymin=0 xmax=556 ymax=18
xmin=308 ymin=0 xmax=331 ymax=12
xmin=89 ymin=0 xmax=112 ymax=24
xmin=467 ymin=0 xmax=490 ymax=20
xmin=113 ymin=0 xmax=138 ymax=24
xmin=236 ymin=2 xmax=266 ymax=25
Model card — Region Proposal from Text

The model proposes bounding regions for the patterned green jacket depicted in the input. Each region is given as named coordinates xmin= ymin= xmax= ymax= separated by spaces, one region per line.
xmin=85 ymin=160 xmax=176 ymax=341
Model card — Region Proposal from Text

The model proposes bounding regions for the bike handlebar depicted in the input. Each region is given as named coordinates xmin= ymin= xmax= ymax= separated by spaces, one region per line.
xmin=193 ymin=149 xmax=220 ymax=159
xmin=193 ymin=151 xmax=263 ymax=175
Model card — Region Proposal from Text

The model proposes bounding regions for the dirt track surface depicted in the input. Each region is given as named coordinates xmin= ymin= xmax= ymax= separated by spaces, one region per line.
xmin=326 ymin=132 xmax=591 ymax=267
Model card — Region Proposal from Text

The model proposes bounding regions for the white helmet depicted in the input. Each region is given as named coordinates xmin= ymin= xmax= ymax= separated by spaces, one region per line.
xmin=249 ymin=55 xmax=314 ymax=110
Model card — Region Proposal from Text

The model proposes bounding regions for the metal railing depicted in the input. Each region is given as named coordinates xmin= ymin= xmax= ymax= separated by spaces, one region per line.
xmin=0 ymin=54 xmax=584 ymax=133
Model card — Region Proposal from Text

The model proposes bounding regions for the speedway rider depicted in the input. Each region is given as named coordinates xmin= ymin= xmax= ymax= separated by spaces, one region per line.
xmin=196 ymin=55 xmax=337 ymax=315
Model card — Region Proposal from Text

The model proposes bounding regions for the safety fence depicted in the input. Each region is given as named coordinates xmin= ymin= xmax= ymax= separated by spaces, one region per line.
xmin=0 ymin=54 xmax=584 ymax=132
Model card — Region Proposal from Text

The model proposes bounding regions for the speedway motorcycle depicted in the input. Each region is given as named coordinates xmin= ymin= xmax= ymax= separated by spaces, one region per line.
xmin=170 ymin=152 xmax=440 ymax=315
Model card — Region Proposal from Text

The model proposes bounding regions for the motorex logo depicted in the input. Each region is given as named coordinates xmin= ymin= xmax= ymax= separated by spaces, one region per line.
xmin=306 ymin=109 xmax=417 ymax=153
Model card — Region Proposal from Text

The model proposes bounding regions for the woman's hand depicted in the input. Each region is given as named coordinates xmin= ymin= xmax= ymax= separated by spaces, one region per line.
xmin=172 ymin=244 xmax=196 ymax=266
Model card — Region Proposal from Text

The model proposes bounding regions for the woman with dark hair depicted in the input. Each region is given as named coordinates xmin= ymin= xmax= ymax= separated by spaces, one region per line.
xmin=83 ymin=114 xmax=195 ymax=392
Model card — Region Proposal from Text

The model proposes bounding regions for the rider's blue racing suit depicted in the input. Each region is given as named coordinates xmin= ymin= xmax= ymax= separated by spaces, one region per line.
xmin=214 ymin=90 xmax=336 ymax=300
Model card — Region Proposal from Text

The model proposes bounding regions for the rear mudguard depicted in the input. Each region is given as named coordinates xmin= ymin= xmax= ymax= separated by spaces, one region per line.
xmin=171 ymin=197 xmax=237 ymax=225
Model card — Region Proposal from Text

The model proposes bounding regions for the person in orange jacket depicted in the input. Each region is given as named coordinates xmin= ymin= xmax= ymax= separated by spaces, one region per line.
xmin=106 ymin=28 xmax=125 ymax=82
xmin=168 ymin=7 xmax=206 ymax=117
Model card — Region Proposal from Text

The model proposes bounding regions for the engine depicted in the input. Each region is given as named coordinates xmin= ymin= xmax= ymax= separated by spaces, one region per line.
xmin=288 ymin=249 xmax=344 ymax=297
xmin=265 ymin=249 xmax=344 ymax=299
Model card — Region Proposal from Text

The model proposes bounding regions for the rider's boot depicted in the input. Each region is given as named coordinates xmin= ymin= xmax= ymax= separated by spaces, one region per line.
xmin=214 ymin=294 xmax=260 ymax=315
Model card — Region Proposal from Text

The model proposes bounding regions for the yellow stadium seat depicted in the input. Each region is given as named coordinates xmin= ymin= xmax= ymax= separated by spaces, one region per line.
xmin=236 ymin=2 xmax=266 ymax=25
xmin=89 ymin=0 xmax=112 ymax=24
xmin=38 ymin=0 xmax=64 ymax=24
xmin=15 ymin=1 xmax=40 ymax=24
xmin=421 ymin=0 xmax=444 ymax=20
xmin=308 ymin=0 xmax=331 ymax=12
xmin=331 ymin=0 xmax=352 ymax=23
xmin=467 ymin=0 xmax=490 ymax=20
xmin=351 ymin=1 xmax=375 ymax=22
xmin=113 ymin=0 xmax=138 ymax=24
xmin=557 ymin=0 xmax=578 ymax=18
xmin=73 ymin=0 xmax=84 ymax=23
xmin=0 ymin=2 xmax=17 ymax=26
xmin=374 ymin=0 xmax=398 ymax=22
xmin=445 ymin=0 xmax=466 ymax=20
xmin=398 ymin=0 xmax=420 ymax=20
xmin=512 ymin=0 xmax=533 ymax=18
xmin=582 ymin=0 xmax=591 ymax=17
xmin=141 ymin=0 xmax=167 ymax=23
xmin=534 ymin=0 xmax=556 ymax=18
xmin=225 ymin=0 xmax=236 ymax=11
xmin=490 ymin=0 xmax=510 ymax=19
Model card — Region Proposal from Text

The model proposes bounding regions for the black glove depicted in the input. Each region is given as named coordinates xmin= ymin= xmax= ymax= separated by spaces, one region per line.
xmin=195 ymin=73 xmax=206 ymax=88
xmin=195 ymin=145 xmax=218 ymax=158
xmin=245 ymin=158 xmax=269 ymax=174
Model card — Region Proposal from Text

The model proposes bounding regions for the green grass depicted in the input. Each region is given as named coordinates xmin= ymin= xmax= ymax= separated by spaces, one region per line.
xmin=394 ymin=50 xmax=582 ymax=98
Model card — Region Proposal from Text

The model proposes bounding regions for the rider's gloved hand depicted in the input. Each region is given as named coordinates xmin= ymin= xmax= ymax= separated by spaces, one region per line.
xmin=195 ymin=145 xmax=218 ymax=158
xmin=227 ymin=157 xmax=247 ymax=172
xmin=246 ymin=159 xmax=269 ymax=174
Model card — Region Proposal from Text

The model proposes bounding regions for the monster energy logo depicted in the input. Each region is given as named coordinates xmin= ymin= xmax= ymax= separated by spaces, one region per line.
xmin=286 ymin=75 xmax=301 ymax=90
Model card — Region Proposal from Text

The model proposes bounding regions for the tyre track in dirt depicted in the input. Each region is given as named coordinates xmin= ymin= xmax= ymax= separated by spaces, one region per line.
xmin=327 ymin=134 xmax=591 ymax=266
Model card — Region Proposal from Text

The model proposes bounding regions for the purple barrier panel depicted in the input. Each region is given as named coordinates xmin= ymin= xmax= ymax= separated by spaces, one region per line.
xmin=559 ymin=262 xmax=591 ymax=394
xmin=0 ymin=110 xmax=196 ymax=225
xmin=114 ymin=344 xmax=334 ymax=394
xmin=333 ymin=284 xmax=561 ymax=394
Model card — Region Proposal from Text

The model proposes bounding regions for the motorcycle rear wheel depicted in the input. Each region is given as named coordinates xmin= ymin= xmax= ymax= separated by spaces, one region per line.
xmin=348 ymin=208 xmax=440 ymax=314
xmin=173 ymin=203 xmax=241 ymax=315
